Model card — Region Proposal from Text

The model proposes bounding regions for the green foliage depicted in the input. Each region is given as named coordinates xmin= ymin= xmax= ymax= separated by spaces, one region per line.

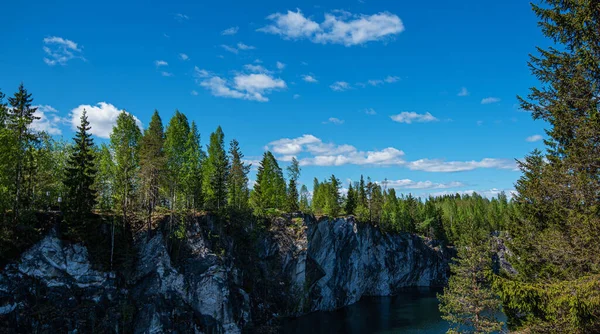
xmin=285 ymin=157 xmax=300 ymax=212
xmin=227 ymin=139 xmax=251 ymax=215
xmin=110 ymin=111 xmax=142 ymax=223
xmin=250 ymin=151 xmax=286 ymax=215
xmin=164 ymin=110 xmax=191 ymax=212
xmin=203 ymin=126 xmax=229 ymax=212
xmin=139 ymin=110 xmax=166 ymax=232
xmin=63 ymin=110 xmax=97 ymax=235
xmin=439 ymin=237 xmax=504 ymax=333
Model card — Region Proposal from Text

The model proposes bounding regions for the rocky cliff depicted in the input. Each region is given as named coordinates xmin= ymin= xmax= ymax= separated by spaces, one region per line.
xmin=0 ymin=215 xmax=451 ymax=333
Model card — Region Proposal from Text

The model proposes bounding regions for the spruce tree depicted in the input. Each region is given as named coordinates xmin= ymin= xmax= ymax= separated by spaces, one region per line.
xmin=7 ymin=83 xmax=40 ymax=222
xmin=345 ymin=182 xmax=357 ymax=215
xmin=286 ymin=157 xmax=300 ymax=212
xmin=299 ymin=184 xmax=310 ymax=213
xmin=227 ymin=139 xmax=250 ymax=213
xmin=64 ymin=110 xmax=97 ymax=224
xmin=139 ymin=110 xmax=166 ymax=233
xmin=203 ymin=126 xmax=229 ymax=211
xmin=250 ymin=151 xmax=286 ymax=214
xmin=110 ymin=110 xmax=141 ymax=224
xmin=439 ymin=237 xmax=504 ymax=333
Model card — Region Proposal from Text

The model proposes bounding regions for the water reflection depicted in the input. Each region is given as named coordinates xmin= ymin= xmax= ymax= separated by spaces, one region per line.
xmin=281 ymin=287 xmax=449 ymax=334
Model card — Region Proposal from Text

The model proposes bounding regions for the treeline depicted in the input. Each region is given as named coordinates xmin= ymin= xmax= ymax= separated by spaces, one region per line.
xmin=0 ymin=83 xmax=514 ymax=253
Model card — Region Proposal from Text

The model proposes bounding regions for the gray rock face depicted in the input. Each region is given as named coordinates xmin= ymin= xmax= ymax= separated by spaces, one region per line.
xmin=0 ymin=215 xmax=450 ymax=333
xmin=130 ymin=229 xmax=250 ymax=334
xmin=259 ymin=216 xmax=451 ymax=315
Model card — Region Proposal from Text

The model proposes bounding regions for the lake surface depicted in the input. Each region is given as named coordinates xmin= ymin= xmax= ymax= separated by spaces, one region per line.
xmin=281 ymin=287 xmax=449 ymax=334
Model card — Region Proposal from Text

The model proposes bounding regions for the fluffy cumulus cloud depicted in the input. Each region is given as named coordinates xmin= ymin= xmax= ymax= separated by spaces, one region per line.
xmin=69 ymin=102 xmax=142 ymax=139
xmin=258 ymin=9 xmax=404 ymax=46
xmin=265 ymin=134 xmax=518 ymax=171
xmin=481 ymin=97 xmax=501 ymax=104
xmin=221 ymin=26 xmax=239 ymax=35
xmin=406 ymin=158 xmax=516 ymax=172
xmin=390 ymin=112 xmax=438 ymax=124
xmin=330 ymin=81 xmax=350 ymax=91
xmin=43 ymin=36 xmax=84 ymax=66
xmin=244 ymin=64 xmax=271 ymax=74
xmin=276 ymin=61 xmax=286 ymax=70
xmin=379 ymin=179 xmax=465 ymax=190
xmin=179 ymin=53 xmax=189 ymax=61
xmin=266 ymin=134 xmax=405 ymax=166
xmin=200 ymin=71 xmax=286 ymax=102
xmin=526 ymin=134 xmax=543 ymax=142
xmin=30 ymin=105 xmax=64 ymax=135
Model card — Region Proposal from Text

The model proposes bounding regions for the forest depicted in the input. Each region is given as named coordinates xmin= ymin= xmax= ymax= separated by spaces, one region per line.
xmin=1 ymin=0 xmax=599 ymax=333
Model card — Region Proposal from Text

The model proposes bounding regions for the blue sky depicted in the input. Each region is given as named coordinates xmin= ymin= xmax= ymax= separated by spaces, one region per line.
xmin=0 ymin=0 xmax=549 ymax=198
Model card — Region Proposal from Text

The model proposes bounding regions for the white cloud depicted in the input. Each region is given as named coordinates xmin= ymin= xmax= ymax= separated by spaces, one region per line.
xmin=221 ymin=44 xmax=239 ymax=54
xmin=293 ymin=94 xmax=301 ymax=99
xmin=200 ymin=72 xmax=286 ymax=102
xmin=161 ymin=71 xmax=173 ymax=77
xmin=179 ymin=53 xmax=189 ymax=61
xmin=244 ymin=64 xmax=271 ymax=73
xmin=526 ymin=134 xmax=543 ymax=142
xmin=390 ymin=112 xmax=438 ymax=124
xmin=265 ymin=134 xmax=517 ymax=171
xmin=174 ymin=13 xmax=189 ymax=21
xmin=191 ymin=90 xmax=198 ymax=96
xmin=458 ymin=87 xmax=469 ymax=97
xmin=258 ymin=10 xmax=404 ymax=46
xmin=221 ymin=26 xmax=239 ymax=35
xmin=380 ymin=179 xmax=465 ymax=190
xmin=194 ymin=66 xmax=212 ymax=78
xmin=323 ymin=117 xmax=344 ymax=125
xmin=365 ymin=108 xmax=377 ymax=115
xmin=406 ymin=158 xmax=516 ymax=172
xmin=266 ymin=134 xmax=405 ymax=166
xmin=155 ymin=60 xmax=168 ymax=67
xmin=43 ymin=36 xmax=84 ymax=66
xmin=31 ymin=105 xmax=63 ymax=135
xmin=428 ymin=188 xmax=517 ymax=199
xmin=237 ymin=42 xmax=256 ymax=50
xmin=69 ymin=102 xmax=142 ymax=139
xmin=276 ymin=61 xmax=286 ymax=70
xmin=384 ymin=75 xmax=400 ymax=83
xmin=330 ymin=81 xmax=350 ymax=91
xmin=481 ymin=97 xmax=501 ymax=104
xmin=302 ymin=75 xmax=318 ymax=83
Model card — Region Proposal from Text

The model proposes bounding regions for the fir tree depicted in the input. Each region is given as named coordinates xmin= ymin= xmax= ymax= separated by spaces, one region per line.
xmin=299 ymin=184 xmax=310 ymax=213
xmin=164 ymin=111 xmax=190 ymax=213
xmin=286 ymin=157 xmax=300 ymax=212
xmin=250 ymin=151 xmax=286 ymax=214
xmin=7 ymin=83 xmax=40 ymax=222
xmin=344 ymin=182 xmax=357 ymax=215
xmin=439 ymin=237 xmax=504 ymax=333
xmin=203 ymin=126 xmax=229 ymax=211
xmin=63 ymin=110 xmax=97 ymax=222
xmin=227 ymin=139 xmax=251 ymax=213
xmin=182 ymin=121 xmax=203 ymax=211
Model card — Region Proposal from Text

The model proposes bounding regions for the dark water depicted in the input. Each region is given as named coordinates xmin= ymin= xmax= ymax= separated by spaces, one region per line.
xmin=281 ymin=288 xmax=449 ymax=334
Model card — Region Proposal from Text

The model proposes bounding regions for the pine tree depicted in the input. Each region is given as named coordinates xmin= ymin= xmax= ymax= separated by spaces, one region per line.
xmin=110 ymin=110 xmax=141 ymax=224
xmin=439 ymin=237 xmax=504 ymax=333
xmin=164 ymin=111 xmax=190 ymax=213
xmin=286 ymin=157 xmax=300 ymax=212
xmin=203 ymin=126 xmax=229 ymax=211
xmin=63 ymin=110 xmax=97 ymax=224
xmin=139 ymin=110 xmax=166 ymax=233
xmin=227 ymin=139 xmax=250 ymax=214
xmin=7 ymin=83 xmax=40 ymax=222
